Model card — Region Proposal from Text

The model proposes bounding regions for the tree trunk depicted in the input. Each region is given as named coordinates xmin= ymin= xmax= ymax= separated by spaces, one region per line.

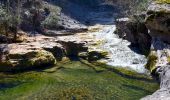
xmin=5 ymin=0 xmax=10 ymax=37
xmin=14 ymin=0 xmax=21 ymax=41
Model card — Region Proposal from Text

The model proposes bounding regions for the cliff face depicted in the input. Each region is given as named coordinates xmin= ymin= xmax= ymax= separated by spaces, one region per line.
xmin=141 ymin=2 xmax=170 ymax=100
xmin=145 ymin=2 xmax=170 ymax=73
xmin=145 ymin=2 xmax=170 ymax=43
xmin=116 ymin=16 xmax=152 ymax=55
xmin=116 ymin=1 xmax=170 ymax=99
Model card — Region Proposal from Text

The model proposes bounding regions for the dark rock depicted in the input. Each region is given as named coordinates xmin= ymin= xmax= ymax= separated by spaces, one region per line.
xmin=61 ymin=41 xmax=87 ymax=56
xmin=88 ymin=50 xmax=108 ymax=61
xmin=0 ymin=44 xmax=9 ymax=62
xmin=78 ymin=52 xmax=88 ymax=59
xmin=116 ymin=16 xmax=151 ymax=55
xmin=43 ymin=44 xmax=65 ymax=61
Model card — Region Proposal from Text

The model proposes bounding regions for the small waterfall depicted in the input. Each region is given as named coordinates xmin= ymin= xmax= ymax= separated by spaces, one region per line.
xmin=85 ymin=4 xmax=148 ymax=73
xmin=93 ymin=25 xmax=147 ymax=73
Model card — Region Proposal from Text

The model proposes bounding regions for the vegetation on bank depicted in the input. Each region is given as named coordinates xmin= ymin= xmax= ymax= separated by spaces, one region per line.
xmin=0 ymin=0 xmax=60 ymax=43
xmin=145 ymin=52 xmax=158 ymax=73
xmin=156 ymin=0 xmax=170 ymax=3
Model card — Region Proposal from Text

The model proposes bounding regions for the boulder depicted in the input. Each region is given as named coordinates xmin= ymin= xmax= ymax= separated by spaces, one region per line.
xmin=145 ymin=2 xmax=170 ymax=43
xmin=141 ymin=66 xmax=170 ymax=100
xmin=88 ymin=50 xmax=108 ymax=61
xmin=116 ymin=16 xmax=151 ymax=55
xmin=58 ymin=40 xmax=88 ymax=56
xmin=0 ymin=50 xmax=56 ymax=71
xmin=42 ymin=43 xmax=65 ymax=61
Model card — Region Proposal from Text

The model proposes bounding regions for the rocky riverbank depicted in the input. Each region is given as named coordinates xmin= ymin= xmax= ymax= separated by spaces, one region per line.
xmin=0 ymin=0 xmax=167 ymax=99
xmin=116 ymin=1 xmax=170 ymax=99
xmin=0 ymin=25 xmax=111 ymax=71
xmin=142 ymin=2 xmax=170 ymax=100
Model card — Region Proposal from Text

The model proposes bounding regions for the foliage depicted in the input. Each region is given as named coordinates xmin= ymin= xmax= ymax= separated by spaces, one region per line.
xmin=145 ymin=52 xmax=158 ymax=72
xmin=0 ymin=6 xmax=8 ymax=24
xmin=128 ymin=0 xmax=150 ymax=15
xmin=0 ymin=6 xmax=8 ymax=34
xmin=41 ymin=4 xmax=60 ymax=30
xmin=156 ymin=0 xmax=170 ymax=3
xmin=0 ymin=2 xmax=21 ymax=41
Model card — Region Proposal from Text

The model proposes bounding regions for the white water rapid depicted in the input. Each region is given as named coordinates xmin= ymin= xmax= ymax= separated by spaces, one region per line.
xmin=87 ymin=9 xmax=148 ymax=73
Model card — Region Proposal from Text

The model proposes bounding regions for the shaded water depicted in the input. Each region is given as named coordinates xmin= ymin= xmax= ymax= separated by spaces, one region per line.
xmin=0 ymin=61 xmax=158 ymax=100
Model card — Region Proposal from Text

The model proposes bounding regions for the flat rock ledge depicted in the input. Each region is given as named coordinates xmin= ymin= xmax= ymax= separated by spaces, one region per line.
xmin=0 ymin=27 xmax=108 ymax=71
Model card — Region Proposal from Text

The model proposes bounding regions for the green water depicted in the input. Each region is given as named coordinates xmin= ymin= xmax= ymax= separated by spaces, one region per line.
xmin=0 ymin=60 xmax=159 ymax=100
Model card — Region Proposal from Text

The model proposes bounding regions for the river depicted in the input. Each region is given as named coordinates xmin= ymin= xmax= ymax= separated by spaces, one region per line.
xmin=0 ymin=61 xmax=158 ymax=100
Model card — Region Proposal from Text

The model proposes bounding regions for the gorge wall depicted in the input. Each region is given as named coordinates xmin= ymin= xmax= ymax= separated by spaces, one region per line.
xmin=117 ymin=1 xmax=170 ymax=99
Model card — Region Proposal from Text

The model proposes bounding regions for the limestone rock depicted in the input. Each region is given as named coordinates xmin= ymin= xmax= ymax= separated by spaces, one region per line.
xmin=0 ymin=50 xmax=56 ymax=71
xmin=141 ymin=66 xmax=170 ymax=100
xmin=116 ymin=16 xmax=151 ymax=55
xmin=88 ymin=50 xmax=108 ymax=61
xmin=145 ymin=2 xmax=170 ymax=43
xmin=143 ymin=41 xmax=169 ymax=99
xmin=145 ymin=37 xmax=170 ymax=73
xmin=57 ymin=36 xmax=88 ymax=56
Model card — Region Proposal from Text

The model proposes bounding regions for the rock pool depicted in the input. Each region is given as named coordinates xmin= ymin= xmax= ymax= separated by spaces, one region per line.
xmin=0 ymin=60 xmax=158 ymax=100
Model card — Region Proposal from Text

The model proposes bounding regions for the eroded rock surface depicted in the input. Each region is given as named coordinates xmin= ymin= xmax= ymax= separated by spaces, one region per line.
xmin=145 ymin=2 xmax=170 ymax=43
xmin=116 ymin=16 xmax=151 ymax=55
xmin=142 ymin=2 xmax=170 ymax=100
xmin=0 ymin=28 xmax=109 ymax=71
xmin=0 ymin=49 xmax=56 ymax=71
xmin=142 ymin=66 xmax=170 ymax=100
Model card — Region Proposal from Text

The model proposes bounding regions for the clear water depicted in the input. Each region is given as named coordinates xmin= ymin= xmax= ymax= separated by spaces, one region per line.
xmin=0 ymin=61 xmax=158 ymax=100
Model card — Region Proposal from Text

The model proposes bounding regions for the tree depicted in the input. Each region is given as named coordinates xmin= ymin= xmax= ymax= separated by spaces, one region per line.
xmin=4 ymin=0 xmax=10 ymax=37
xmin=13 ymin=0 xmax=21 ymax=41
xmin=0 ymin=0 xmax=22 ymax=42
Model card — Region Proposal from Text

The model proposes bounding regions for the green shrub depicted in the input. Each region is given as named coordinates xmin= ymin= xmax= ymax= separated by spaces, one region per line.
xmin=156 ymin=0 xmax=170 ymax=3
xmin=41 ymin=4 xmax=61 ymax=30
xmin=0 ymin=7 xmax=6 ymax=34
xmin=145 ymin=52 xmax=158 ymax=72
xmin=128 ymin=0 xmax=150 ymax=15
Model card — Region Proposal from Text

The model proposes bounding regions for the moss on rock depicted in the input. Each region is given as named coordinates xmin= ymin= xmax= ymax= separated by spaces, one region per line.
xmin=156 ymin=0 xmax=170 ymax=4
xmin=145 ymin=52 xmax=158 ymax=73
xmin=0 ymin=50 xmax=56 ymax=71
xmin=167 ymin=56 xmax=170 ymax=64
xmin=88 ymin=50 xmax=108 ymax=61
